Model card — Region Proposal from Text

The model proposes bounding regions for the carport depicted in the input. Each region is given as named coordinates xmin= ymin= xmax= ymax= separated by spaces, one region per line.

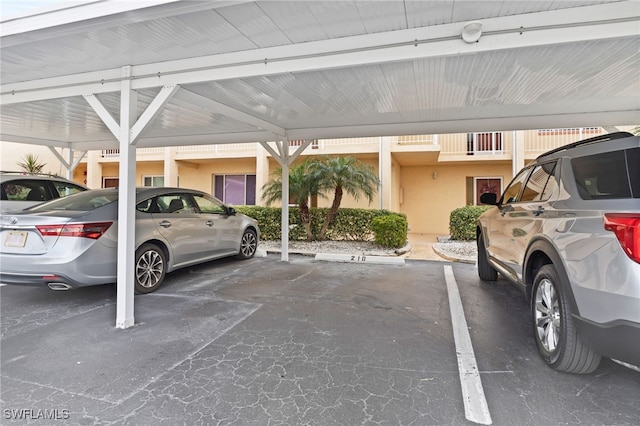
xmin=1 ymin=0 xmax=639 ymax=329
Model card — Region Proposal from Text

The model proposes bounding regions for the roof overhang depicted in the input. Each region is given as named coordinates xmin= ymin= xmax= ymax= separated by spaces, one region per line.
xmin=1 ymin=0 xmax=639 ymax=149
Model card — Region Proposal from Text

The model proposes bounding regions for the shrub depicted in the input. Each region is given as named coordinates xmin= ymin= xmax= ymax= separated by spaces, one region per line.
xmin=370 ymin=213 xmax=408 ymax=248
xmin=449 ymin=205 xmax=492 ymax=240
xmin=236 ymin=206 xmax=404 ymax=243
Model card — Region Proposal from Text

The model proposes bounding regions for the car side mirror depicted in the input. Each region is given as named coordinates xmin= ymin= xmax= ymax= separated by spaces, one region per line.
xmin=479 ymin=192 xmax=498 ymax=206
xmin=226 ymin=206 xmax=236 ymax=216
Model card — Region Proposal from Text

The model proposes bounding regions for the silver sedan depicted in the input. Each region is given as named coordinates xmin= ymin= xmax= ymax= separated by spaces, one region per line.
xmin=0 ymin=187 xmax=260 ymax=293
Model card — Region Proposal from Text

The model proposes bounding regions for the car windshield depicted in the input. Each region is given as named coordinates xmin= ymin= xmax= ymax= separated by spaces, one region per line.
xmin=26 ymin=190 xmax=118 ymax=212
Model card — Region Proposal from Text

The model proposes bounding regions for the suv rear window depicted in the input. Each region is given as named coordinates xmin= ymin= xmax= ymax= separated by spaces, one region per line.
xmin=572 ymin=148 xmax=639 ymax=199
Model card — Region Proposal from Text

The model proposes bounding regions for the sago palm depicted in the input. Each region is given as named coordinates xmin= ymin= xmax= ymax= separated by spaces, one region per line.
xmin=308 ymin=156 xmax=379 ymax=240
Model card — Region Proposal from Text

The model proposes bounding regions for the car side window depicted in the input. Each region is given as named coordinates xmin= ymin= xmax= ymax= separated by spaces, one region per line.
xmin=193 ymin=194 xmax=227 ymax=214
xmin=520 ymin=161 xmax=557 ymax=202
xmin=571 ymin=149 xmax=635 ymax=199
xmin=500 ymin=168 xmax=531 ymax=205
xmin=2 ymin=180 xmax=49 ymax=202
xmin=154 ymin=194 xmax=197 ymax=214
xmin=53 ymin=182 xmax=86 ymax=198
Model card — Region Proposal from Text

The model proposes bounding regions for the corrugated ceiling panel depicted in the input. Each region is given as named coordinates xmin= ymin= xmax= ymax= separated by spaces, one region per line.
xmin=305 ymin=1 xmax=369 ymax=38
xmin=0 ymin=97 xmax=112 ymax=142
xmin=175 ymin=37 xmax=639 ymax=131
xmin=450 ymin=0 xmax=621 ymax=23
xmin=216 ymin=3 xmax=291 ymax=48
xmin=405 ymin=1 xmax=456 ymax=27
xmin=257 ymin=1 xmax=327 ymax=43
xmin=356 ymin=1 xmax=409 ymax=33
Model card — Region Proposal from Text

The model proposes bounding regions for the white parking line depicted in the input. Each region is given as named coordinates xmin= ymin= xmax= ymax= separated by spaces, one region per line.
xmin=444 ymin=265 xmax=492 ymax=425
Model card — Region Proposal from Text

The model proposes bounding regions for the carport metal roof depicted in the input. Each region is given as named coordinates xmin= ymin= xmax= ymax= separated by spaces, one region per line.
xmin=1 ymin=0 xmax=639 ymax=329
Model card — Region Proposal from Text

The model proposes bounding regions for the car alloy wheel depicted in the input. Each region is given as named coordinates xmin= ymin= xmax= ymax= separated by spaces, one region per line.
xmin=531 ymin=264 xmax=601 ymax=373
xmin=534 ymin=277 xmax=560 ymax=353
xmin=135 ymin=243 xmax=166 ymax=294
xmin=237 ymin=229 xmax=257 ymax=259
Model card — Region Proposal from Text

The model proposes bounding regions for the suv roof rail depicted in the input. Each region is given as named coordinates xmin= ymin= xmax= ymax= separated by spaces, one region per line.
xmin=536 ymin=131 xmax=633 ymax=159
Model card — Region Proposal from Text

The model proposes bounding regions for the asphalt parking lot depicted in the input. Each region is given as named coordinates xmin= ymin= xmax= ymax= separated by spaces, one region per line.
xmin=1 ymin=255 xmax=639 ymax=425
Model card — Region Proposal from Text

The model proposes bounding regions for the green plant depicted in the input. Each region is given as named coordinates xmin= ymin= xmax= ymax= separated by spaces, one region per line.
xmin=17 ymin=154 xmax=45 ymax=175
xmin=261 ymin=161 xmax=324 ymax=241
xmin=260 ymin=156 xmax=379 ymax=241
xmin=370 ymin=213 xmax=407 ymax=248
xmin=449 ymin=205 xmax=492 ymax=240
xmin=236 ymin=206 xmax=401 ymax=243
xmin=306 ymin=156 xmax=380 ymax=240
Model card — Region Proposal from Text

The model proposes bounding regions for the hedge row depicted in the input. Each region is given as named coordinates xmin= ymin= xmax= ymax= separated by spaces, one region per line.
xmin=235 ymin=206 xmax=408 ymax=248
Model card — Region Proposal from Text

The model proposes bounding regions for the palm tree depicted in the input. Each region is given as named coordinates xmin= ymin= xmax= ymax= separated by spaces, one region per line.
xmin=17 ymin=154 xmax=45 ymax=175
xmin=261 ymin=161 xmax=323 ymax=241
xmin=308 ymin=156 xmax=379 ymax=240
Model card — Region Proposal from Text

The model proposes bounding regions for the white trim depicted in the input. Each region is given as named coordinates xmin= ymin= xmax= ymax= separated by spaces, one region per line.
xmin=444 ymin=265 xmax=492 ymax=425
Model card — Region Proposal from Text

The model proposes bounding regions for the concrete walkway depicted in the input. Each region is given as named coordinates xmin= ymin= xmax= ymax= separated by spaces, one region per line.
xmin=404 ymin=233 xmax=444 ymax=261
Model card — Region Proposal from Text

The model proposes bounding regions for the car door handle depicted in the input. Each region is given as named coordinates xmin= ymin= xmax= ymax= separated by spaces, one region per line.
xmin=533 ymin=206 xmax=545 ymax=216
xmin=205 ymin=220 xmax=214 ymax=227
xmin=159 ymin=220 xmax=172 ymax=228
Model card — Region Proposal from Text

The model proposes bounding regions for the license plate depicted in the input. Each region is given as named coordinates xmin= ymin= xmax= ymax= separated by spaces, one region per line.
xmin=4 ymin=231 xmax=28 ymax=248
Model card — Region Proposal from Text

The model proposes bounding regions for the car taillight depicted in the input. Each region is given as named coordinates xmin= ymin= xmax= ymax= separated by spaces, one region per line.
xmin=604 ymin=214 xmax=640 ymax=264
xmin=36 ymin=222 xmax=113 ymax=239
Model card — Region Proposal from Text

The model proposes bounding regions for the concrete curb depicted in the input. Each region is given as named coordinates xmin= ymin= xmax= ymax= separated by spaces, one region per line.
xmin=315 ymin=253 xmax=405 ymax=265
xmin=431 ymin=245 xmax=476 ymax=264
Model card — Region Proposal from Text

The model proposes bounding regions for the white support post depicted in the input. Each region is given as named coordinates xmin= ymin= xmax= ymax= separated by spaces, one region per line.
xmin=65 ymin=148 xmax=74 ymax=180
xmin=280 ymin=141 xmax=289 ymax=262
xmin=116 ymin=66 xmax=137 ymax=329
xmin=259 ymin=140 xmax=294 ymax=262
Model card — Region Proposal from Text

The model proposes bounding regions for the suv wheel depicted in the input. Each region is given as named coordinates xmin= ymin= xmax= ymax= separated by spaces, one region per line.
xmin=135 ymin=243 xmax=167 ymax=294
xmin=532 ymin=264 xmax=601 ymax=374
xmin=477 ymin=232 xmax=498 ymax=281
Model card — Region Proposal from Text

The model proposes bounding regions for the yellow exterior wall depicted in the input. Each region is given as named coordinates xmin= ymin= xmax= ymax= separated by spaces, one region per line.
xmin=399 ymin=163 xmax=512 ymax=235
xmin=178 ymin=158 xmax=257 ymax=194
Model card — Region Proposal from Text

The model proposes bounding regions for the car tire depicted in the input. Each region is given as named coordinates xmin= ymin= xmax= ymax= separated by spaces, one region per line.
xmin=532 ymin=264 xmax=601 ymax=374
xmin=135 ymin=243 xmax=167 ymax=294
xmin=477 ymin=232 xmax=498 ymax=281
xmin=236 ymin=228 xmax=257 ymax=260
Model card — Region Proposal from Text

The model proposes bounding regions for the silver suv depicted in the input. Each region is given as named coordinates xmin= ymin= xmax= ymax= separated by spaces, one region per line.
xmin=1 ymin=172 xmax=88 ymax=212
xmin=477 ymin=132 xmax=639 ymax=374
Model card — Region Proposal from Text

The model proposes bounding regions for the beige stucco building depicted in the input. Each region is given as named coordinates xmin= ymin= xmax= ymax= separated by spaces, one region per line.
xmin=2 ymin=126 xmax=632 ymax=236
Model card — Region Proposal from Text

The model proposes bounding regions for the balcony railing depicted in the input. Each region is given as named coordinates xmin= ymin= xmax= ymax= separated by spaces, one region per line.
xmin=73 ymin=127 xmax=615 ymax=161
xmin=525 ymin=127 xmax=604 ymax=155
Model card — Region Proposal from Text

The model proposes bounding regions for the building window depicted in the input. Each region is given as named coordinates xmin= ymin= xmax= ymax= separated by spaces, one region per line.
xmin=466 ymin=132 xmax=503 ymax=155
xmin=467 ymin=177 xmax=502 ymax=205
xmin=214 ymin=174 xmax=256 ymax=205
xmin=143 ymin=176 xmax=164 ymax=187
